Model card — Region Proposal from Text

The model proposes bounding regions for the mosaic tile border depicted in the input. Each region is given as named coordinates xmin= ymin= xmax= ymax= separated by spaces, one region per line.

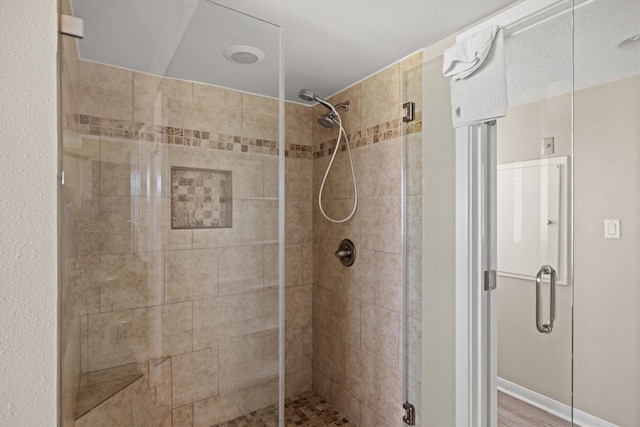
xmin=71 ymin=113 xmax=421 ymax=160
xmin=284 ymin=143 xmax=313 ymax=159
xmin=72 ymin=114 xmax=293 ymax=157
xmin=313 ymin=117 xmax=423 ymax=159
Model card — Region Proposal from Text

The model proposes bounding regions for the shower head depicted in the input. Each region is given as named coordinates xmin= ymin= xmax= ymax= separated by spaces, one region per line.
xmin=298 ymin=88 xmax=334 ymax=111
xmin=299 ymin=89 xmax=351 ymax=129
xmin=317 ymin=102 xmax=350 ymax=128
xmin=318 ymin=112 xmax=339 ymax=128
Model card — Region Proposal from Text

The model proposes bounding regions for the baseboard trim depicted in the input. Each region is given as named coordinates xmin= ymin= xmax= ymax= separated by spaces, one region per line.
xmin=497 ymin=377 xmax=618 ymax=427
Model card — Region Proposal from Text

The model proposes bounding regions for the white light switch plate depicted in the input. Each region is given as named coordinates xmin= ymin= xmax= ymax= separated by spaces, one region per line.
xmin=604 ymin=219 xmax=620 ymax=239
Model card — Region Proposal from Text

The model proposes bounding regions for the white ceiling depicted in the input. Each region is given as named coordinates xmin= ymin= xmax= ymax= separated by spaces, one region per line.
xmin=505 ymin=0 xmax=640 ymax=106
xmin=71 ymin=0 xmax=516 ymax=102
xmin=70 ymin=0 xmax=640 ymax=105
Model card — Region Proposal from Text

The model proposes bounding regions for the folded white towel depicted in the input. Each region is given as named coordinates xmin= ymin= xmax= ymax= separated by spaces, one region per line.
xmin=449 ymin=27 xmax=507 ymax=127
xmin=443 ymin=25 xmax=500 ymax=80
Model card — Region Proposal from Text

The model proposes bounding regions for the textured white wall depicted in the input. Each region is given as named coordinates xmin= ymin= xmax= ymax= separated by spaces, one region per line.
xmin=0 ymin=1 xmax=59 ymax=426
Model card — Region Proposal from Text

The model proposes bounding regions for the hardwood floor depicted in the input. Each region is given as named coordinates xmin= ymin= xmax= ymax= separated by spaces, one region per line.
xmin=498 ymin=391 xmax=573 ymax=427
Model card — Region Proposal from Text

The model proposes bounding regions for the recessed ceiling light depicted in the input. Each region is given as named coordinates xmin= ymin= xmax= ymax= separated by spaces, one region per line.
xmin=612 ymin=34 xmax=640 ymax=50
xmin=223 ymin=45 xmax=265 ymax=64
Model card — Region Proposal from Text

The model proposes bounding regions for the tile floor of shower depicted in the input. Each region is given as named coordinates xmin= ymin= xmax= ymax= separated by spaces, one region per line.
xmin=206 ymin=391 xmax=569 ymax=427
xmin=212 ymin=391 xmax=353 ymax=427
xmin=74 ymin=357 xmax=352 ymax=427
xmin=74 ymin=361 xmax=569 ymax=427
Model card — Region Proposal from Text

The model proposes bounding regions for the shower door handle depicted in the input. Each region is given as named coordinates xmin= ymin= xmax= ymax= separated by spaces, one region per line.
xmin=535 ymin=265 xmax=556 ymax=334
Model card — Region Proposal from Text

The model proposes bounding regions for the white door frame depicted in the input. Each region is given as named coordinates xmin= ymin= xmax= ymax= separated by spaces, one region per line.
xmin=454 ymin=123 xmax=497 ymax=426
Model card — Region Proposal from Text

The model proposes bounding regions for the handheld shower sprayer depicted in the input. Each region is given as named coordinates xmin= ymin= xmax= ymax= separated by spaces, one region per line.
xmin=298 ymin=89 xmax=333 ymax=111
xmin=297 ymin=88 xmax=316 ymax=102
xmin=298 ymin=89 xmax=358 ymax=223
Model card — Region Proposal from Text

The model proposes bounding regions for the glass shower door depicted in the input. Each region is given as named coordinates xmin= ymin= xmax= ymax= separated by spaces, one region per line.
xmin=407 ymin=3 xmax=639 ymax=426
xmin=494 ymin=7 xmax=574 ymax=425
xmin=408 ymin=4 xmax=576 ymax=424
xmin=572 ymin=0 xmax=640 ymax=425
xmin=58 ymin=2 xmax=283 ymax=426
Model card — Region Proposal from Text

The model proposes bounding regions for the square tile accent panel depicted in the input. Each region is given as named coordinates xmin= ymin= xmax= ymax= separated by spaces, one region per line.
xmin=171 ymin=167 xmax=232 ymax=229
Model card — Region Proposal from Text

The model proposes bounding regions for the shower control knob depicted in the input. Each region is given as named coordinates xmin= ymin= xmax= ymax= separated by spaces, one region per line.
xmin=335 ymin=239 xmax=356 ymax=267
xmin=335 ymin=249 xmax=351 ymax=258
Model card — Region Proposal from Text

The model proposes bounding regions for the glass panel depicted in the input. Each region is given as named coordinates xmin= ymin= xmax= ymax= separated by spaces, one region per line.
xmin=495 ymin=5 xmax=574 ymax=424
xmin=58 ymin=2 xmax=282 ymax=425
xmin=58 ymin=4 xmax=83 ymax=425
xmin=573 ymin=1 xmax=640 ymax=425
xmin=402 ymin=61 xmax=423 ymax=427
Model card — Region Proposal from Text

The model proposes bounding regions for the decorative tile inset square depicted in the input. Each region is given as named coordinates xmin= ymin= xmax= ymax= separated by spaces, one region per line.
xmin=171 ymin=167 xmax=232 ymax=229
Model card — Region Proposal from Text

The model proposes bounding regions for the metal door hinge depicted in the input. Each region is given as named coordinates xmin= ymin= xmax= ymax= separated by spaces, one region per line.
xmin=484 ymin=270 xmax=497 ymax=291
xmin=403 ymin=102 xmax=415 ymax=123
xmin=402 ymin=401 xmax=415 ymax=425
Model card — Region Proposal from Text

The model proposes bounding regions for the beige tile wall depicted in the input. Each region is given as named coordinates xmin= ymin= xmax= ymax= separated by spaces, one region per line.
xmin=65 ymin=50 xmax=422 ymax=426
xmin=283 ymin=101 xmax=314 ymax=399
xmin=311 ymin=51 xmax=423 ymax=427
xmin=67 ymin=60 xmax=313 ymax=426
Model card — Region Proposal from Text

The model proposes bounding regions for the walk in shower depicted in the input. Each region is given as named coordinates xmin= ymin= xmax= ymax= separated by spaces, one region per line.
xmin=58 ymin=1 xmax=639 ymax=426
xmin=58 ymin=1 xmax=418 ymax=426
